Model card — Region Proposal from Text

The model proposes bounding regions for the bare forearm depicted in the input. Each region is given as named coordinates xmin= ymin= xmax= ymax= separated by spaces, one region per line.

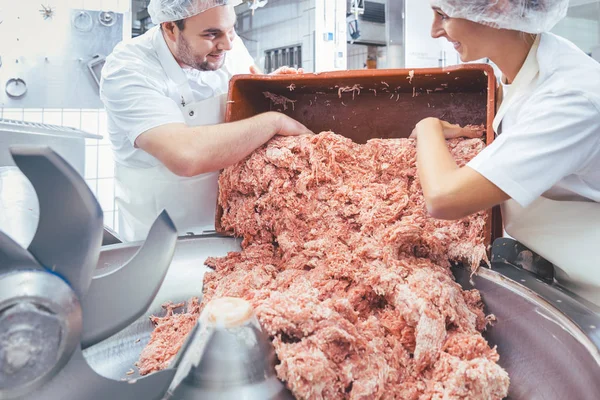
xmin=183 ymin=113 xmax=279 ymax=175
xmin=137 ymin=112 xmax=280 ymax=176
xmin=416 ymin=127 xmax=460 ymax=202
xmin=414 ymin=119 xmax=509 ymax=220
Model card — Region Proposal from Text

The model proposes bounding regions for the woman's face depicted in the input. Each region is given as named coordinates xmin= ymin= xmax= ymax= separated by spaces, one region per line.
xmin=430 ymin=7 xmax=498 ymax=62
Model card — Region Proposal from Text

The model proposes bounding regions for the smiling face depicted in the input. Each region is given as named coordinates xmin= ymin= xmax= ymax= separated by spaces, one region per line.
xmin=430 ymin=6 xmax=499 ymax=62
xmin=163 ymin=5 xmax=237 ymax=71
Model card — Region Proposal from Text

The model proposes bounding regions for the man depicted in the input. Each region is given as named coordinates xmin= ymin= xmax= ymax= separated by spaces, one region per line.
xmin=100 ymin=0 xmax=312 ymax=242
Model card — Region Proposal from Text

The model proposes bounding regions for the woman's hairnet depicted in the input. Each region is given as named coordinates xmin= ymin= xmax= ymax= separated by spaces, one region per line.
xmin=149 ymin=0 xmax=243 ymax=25
xmin=430 ymin=0 xmax=569 ymax=33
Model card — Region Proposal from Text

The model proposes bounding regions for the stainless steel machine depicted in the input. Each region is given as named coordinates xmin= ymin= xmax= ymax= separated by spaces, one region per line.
xmin=1 ymin=148 xmax=600 ymax=399
xmin=0 ymin=148 xmax=291 ymax=399
xmin=0 ymin=118 xmax=122 ymax=248
xmin=84 ymin=237 xmax=600 ymax=400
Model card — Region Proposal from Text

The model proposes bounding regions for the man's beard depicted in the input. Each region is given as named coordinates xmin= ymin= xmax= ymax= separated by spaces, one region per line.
xmin=177 ymin=34 xmax=226 ymax=71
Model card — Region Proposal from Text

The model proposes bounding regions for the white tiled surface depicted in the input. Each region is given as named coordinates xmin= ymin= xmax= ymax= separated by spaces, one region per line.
xmin=0 ymin=107 xmax=118 ymax=230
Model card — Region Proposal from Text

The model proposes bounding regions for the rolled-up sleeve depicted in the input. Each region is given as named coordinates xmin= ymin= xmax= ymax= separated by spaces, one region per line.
xmin=468 ymin=91 xmax=600 ymax=207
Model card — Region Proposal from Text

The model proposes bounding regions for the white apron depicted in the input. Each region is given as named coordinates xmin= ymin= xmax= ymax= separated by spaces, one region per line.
xmin=493 ymin=39 xmax=600 ymax=305
xmin=115 ymin=38 xmax=228 ymax=242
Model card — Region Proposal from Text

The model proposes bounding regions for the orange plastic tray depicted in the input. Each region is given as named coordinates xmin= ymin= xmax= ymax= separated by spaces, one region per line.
xmin=219 ymin=64 xmax=501 ymax=247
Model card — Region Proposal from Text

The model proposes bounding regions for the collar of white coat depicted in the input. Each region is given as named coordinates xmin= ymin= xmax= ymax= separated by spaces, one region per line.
xmin=152 ymin=26 xmax=196 ymax=106
xmin=493 ymin=34 xmax=542 ymax=134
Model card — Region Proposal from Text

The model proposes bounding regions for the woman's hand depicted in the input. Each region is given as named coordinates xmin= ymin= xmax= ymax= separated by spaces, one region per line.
xmin=249 ymin=65 xmax=305 ymax=75
xmin=411 ymin=117 xmax=484 ymax=139
xmin=271 ymin=66 xmax=305 ymax=75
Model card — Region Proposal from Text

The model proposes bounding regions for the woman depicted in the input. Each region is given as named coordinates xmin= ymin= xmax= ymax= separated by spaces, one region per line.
xmin=411 ymin=0 xmax=600 ymax=305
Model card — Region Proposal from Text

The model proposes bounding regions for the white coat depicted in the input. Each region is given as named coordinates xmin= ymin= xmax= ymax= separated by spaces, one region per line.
xmin=467 ymin=33 xmax=600 ymax=305
xmin=100 ymin=26 xmax=255 ymax=242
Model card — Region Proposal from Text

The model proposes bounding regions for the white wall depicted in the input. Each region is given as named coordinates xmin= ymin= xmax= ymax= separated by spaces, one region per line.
xmin=404 ymin=0 xmax=459 ymax=68
xmin=552 ymin=17 xmax=599 ymax=55
xmin=314 ymin=0 xmax=347 ymax=71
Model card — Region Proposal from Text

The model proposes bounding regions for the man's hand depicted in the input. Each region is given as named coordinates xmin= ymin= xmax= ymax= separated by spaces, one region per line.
xmin=265 ymin=112 xmax=314 ymax=137
xmin=249 ymin=65 xmax=305 ymax=75
xmin=136 ymin=112 xmax=313 ymax=177
xmin=411 ymin=118 xmax=485 ymax=139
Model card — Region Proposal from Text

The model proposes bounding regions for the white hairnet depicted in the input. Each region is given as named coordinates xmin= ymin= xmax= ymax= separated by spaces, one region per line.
xmin=149 ymin=0 xmax=243 ymax=25
xmin=430 ymin=0 xmax=569 ymax=33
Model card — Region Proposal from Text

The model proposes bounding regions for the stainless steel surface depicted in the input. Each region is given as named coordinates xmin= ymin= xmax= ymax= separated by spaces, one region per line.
xmin=0 ymin=118 xmax=102 ymax=140
xmin=5 ymin=78 xmax=27 ymax=98
xmin=102 ymin=226 xmax=123 ymax=246
xmin=99 ymin=11 xmax=117 ymax=27
xmin=0 ymin=228 xmax=40 ymax=272
xmin=84 ymin=235 xmax=600 ymax=399
xmin=491 ymin=238 xmax=555 ymax=284
xmin=0 ymin=147 xmax=180 ymax=399
xmin=0 ymin=9 xmax=123 ymax=108
xmin=82 ymin=211 xmax=177 ymax=348
xmin=0 ymin=167 xmax=38 ymax=249
xmin=84 ymin=235 xmax=242 ymax=380
xmin=22 ymin=347 xmax=177 ymax=400
xmin=167 ymin=299 xmax=293 ymax=400
xmin=0 ymin=270 xmax=82 ymax=398
xmin=0 ymin=166 xmax=117 ymax=249
xmin=12 ymin=146 xmax=104 ymax=298
xmin=87 ymin=54 xmax=107 ymax=87
xmin=454 ymin=265 xmax=600 ymax=399
xmin=489 ymin=238 xmax=600 ymax=345
xmin=73 ymin=11 xmax=94 ymax=32
xmin=0 ymin=118 xmax=101 ymax=177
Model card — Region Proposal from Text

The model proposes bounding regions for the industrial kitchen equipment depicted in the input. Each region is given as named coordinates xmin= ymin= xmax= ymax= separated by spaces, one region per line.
xmin=81 ymin=235 xmax=600 ymax=400
xmin=84 ymin=63 xmax=600 ymax=397
xmin=0 ymin=147 xmax=290 ymax=400
xmin=2 ymin=65 xmax=599 ymax=399
xmin=0 ymin=146 xmax=180 ymax=399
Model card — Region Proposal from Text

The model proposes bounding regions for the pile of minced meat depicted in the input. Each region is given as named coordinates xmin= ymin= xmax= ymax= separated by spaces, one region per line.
xmin=138 ymin=132 xmax=509 ymax=400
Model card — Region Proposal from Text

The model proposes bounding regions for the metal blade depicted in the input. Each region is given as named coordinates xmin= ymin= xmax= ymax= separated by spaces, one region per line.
xmin=0 ymin=230 xmax=42 ymax=273
xmin=10 ymin=146 xmax=103 ymax=298
xmin=81 ymin=211 xmax=177 ymax=348
xmin=21 ymin=347 xmax=176 ymax=400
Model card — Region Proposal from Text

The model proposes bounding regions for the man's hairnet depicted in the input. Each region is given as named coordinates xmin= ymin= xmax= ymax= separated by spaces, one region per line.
xmin=149 ymin=0 xmax=243 ymax=25
xmin=430 ymin=0 xmax=569 ymax=33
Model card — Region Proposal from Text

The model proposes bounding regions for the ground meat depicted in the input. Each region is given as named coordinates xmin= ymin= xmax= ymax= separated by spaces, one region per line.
xmin=138 ymin=299 xmax=200 ymax=375
xmin=138 ymin=132 xmax=509 ymax=399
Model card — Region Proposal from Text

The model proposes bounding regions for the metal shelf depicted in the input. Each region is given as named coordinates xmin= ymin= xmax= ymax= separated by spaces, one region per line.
xmin=0 ymin=118 xmax=103 ymax=140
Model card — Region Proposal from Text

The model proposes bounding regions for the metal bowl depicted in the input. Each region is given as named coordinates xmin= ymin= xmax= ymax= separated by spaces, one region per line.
xmin=84 ymin=235 xmax=600 ymax=399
